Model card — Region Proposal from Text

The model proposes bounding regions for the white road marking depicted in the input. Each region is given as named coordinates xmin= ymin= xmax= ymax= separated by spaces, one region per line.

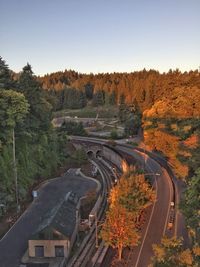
xmin=162 ymin=168 xmax=173 ymax=236
xmin=134 ymin=168 xmax=158 ymax=267
xmin=174 ymin=181 xmax=180 ymax=237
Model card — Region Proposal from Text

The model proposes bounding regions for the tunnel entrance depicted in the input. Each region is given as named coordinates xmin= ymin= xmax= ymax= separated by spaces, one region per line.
xmin=87 ymin=150 xmax=94 ymax=158
xmin=96 ymin=150 xmax=103 ymax=158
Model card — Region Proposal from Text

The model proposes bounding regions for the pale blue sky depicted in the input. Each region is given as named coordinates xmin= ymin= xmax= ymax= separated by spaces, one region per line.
xmin=0 ymin=0 xmax=200 ymax=75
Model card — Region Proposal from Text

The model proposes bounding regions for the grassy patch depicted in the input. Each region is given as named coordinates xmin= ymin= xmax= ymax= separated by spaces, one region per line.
xmin=54 ymin=105 xmax=119 ymax=119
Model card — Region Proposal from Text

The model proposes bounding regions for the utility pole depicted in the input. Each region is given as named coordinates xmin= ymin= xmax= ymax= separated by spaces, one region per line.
xmin=89 ymin=213 xmax=104 ymax=248
xmin=95 ymin=215 xmax=98 ymax=248
xmin=13 ymin=128 xmax=20 ymax=213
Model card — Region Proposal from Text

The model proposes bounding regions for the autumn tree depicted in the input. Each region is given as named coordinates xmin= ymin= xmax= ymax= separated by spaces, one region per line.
xmin=110 ymin=172 xmax=156 ymax=216
xmin=101 ymin=205 xmax=140 ymax=260
xmin=149 ymin=237 xmax=200 ymax=267
xmin=101 ymin=171 xmax=155 ymax=260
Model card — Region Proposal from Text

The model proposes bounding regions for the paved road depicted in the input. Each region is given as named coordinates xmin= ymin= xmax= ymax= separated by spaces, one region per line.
xmin=0 ymin=169 xmax=98 ymax=267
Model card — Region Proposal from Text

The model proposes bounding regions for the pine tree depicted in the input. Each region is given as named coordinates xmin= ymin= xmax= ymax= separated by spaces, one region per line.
xmin=84 ymin=83 xmax=94 ymax=100
xmin=0 ymin=56 xmax=13 ymax=89
xmin=118 ymin=93 xmax=130 ymax=122
xmin=17 ymin=63 xmax=52 ymax=132
xmin=109 ymin=90 xmax=117 ymax=105
xmin=92 ymin=90 xmax=105 ymax=106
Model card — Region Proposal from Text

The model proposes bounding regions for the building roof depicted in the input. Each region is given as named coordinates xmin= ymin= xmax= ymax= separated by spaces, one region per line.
xmin=31 ymin=192 xmax=80 ymax=240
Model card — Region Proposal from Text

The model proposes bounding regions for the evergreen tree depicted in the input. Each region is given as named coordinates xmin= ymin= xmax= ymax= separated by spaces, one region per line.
xmin=84 ymin=83 xmax=94 ymax=100
xmin=17 ymin=63 xmax=52 ymax=132
xmin=79 ymin=91 xmax=87 ymax=108
xmin=92 ymin=90 xmax=105 ymax=106
xmin=109 ymin=90 xmax=117 ymax=105
xmin=181 ymin=168 xmax=200 ymax=243
xmin=0 ymin=89 xmax=29 ymax=143
xmin=118 ymin=93 xmax=130 ymax=122
xmin=125 ymin=114 xmax=141 ymax=136
xmin=59 ymin=121 xmax=86 ymax=136
xmin=0 ymin=89 xmax=29 ymax=209
xmin=0 ymin=56 xmax=13 ymax=89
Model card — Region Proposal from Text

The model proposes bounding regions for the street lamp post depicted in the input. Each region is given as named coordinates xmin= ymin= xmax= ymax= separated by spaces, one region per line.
xmin=89 ymin=213 xmax=104 ymax=248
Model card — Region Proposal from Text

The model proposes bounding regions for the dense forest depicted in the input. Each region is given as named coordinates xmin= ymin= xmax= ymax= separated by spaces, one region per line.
xmin=39 ymin=67 xmax=200 ymax=179
xmin=0 ymin=57 xmax=68 ymax=214
xmin=39 ymin=68 xmax=200 ymax=111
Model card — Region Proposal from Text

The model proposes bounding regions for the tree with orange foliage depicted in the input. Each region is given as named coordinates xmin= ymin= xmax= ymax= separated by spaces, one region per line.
xmin=149 ymin=237 xmax=200 ymax=267
xmin=101 ymin=171 xmax=155 ymax=260
xmin=100 ymin=205 xmax=140 ymax=260
xmin=110 ymin=171 xmax=156 ymax=216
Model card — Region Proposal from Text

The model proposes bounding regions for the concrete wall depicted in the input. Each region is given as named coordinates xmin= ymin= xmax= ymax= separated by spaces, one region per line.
xmin=29 ymin=239 xmax=70 ymax=258
xmin=102 ymin=146 xmax=129 ymax=173
xmin=72 ymin=140 xmax=129 ymax=173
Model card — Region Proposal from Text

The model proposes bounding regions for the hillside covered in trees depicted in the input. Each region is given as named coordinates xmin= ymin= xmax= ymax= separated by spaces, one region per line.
xmin=1 ymin=56 xmax=200 ymax=264
xmin=0 ymin=57 xmax=68 ymax=215
xmin=39 ymin=68 xmax=200 ymax=179
xmin=39 ymin=68 xmax=199 ymax=111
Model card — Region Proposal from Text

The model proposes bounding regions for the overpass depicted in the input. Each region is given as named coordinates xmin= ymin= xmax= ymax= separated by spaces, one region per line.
xmin=71 ymin=138 xmax=129 ymax=173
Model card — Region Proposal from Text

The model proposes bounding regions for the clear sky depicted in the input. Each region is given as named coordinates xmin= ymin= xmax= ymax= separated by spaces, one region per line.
xmin=0 ymin=0 xmax=200 ymax=75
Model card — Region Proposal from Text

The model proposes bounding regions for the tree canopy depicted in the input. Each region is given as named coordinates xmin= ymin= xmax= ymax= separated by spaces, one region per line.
xmin=0 ymin=58 xmax=68 ymax=213
xmin=101 ymin=171 xmax=155 ymax=260
xmin=150 ymin=237 xmax=200 ymax=267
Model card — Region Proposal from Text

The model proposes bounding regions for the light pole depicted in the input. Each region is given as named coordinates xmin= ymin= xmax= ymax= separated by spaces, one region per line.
xmin=89 ymin=214 xmax=104 ymax=248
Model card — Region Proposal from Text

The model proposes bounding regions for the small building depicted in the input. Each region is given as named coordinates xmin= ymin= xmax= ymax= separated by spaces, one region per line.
xmin=28 ymin=192 xmax=80 ymax=259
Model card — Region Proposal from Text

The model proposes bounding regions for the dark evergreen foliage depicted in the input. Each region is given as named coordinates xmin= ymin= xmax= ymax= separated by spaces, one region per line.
xmin=0 ymin=57 xmax=67 ymax=213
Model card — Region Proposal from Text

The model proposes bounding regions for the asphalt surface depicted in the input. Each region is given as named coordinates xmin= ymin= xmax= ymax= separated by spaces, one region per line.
xmin=0 ymin=169 xmax=98 ymax=267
